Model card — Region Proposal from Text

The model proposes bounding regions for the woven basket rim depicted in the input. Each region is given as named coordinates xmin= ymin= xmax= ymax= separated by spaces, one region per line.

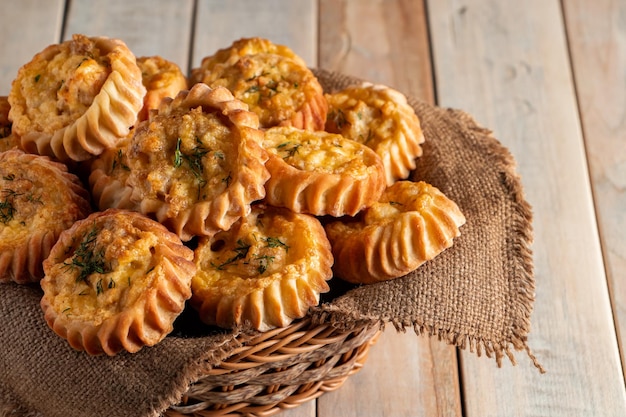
xmin=166 ymin=317 xmax=382 ymax=416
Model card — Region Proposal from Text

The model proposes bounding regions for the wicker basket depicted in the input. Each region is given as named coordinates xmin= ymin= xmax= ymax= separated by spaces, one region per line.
xmin=165 ymin=318 xmax=381 ymax=417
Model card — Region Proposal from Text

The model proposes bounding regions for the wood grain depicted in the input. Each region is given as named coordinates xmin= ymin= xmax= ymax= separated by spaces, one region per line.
xmin=428 ymin=0 xmax=626 ymax=415
xmin=318 ymin=1 xmax=462 ymax=416
xmin=192 ymin=0 xmax=318 ymax=68
xmin=0 ymin=0 xmax=65 ymax=95
xmin=190 ymin=4 xmax=319 ymax=415
xmin=63 ymin=0 xmax=194 ymax=73
xmin=562 ymin=0 xmax=626 ymax=379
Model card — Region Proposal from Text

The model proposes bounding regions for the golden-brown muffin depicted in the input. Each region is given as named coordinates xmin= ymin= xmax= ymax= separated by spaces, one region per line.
xmin=89 ymin=83 xmax=269 ymax=241
xmin=325 ymin=82 xmax=425 ymax=185
xmin=189 ymin=37 xmax=307 ymax=76
xmin=40 ymin=209 xmax=196 ymax=356
xmin=0 ymin=96 xmax=20 ymax=152
xmin=191 ymin=38 xmax=327 ymax=131
xmin=136 ymin=55 xmax=188 ymax=121
xmin=191 ymin=204 xmax=333 ymax=331
xmin=0 ymin=149 xmax=91 ymax=284
xmin=262 ymin=126 xmax=386 ymax=217
xmin=8 ymin=34 xmax=146 ymax=162
xmin=324 ymin=181 xmax=466 ymax=284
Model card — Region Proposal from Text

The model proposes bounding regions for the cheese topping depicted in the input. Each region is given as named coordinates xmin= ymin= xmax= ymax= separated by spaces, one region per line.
xmin=195 ymin=208 xmax=298 ymax=283
xmin=45 ymin=214 xmax=165 ymax=324
xmin=0 ymin=157 xmax=86 ymax=245
xmin=263 ymin=127 xmax=372 ymax=178
xmin=10 ymin=34 xmax=111 ymax=134
xmin=203 ymin=54 xmax=317 ymax=128
xmin=122 ymin=106 xmax=235 ymax=212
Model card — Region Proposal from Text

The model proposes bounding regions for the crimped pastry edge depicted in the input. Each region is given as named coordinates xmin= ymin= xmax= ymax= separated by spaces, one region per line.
xmin=325 ymin=181 xmax=466 ymax=284
xmin=40 ymin=209 xmax=196 ymax=356
xmin=263 ymin=128 xmax=386 ymax=217
xmin=10 ymin=34 xmax=146 ymax=162
xmin=0 ymin=150 xmax=91 ymax=283
xmin=191 ymin=205 xmax=333 ymax=332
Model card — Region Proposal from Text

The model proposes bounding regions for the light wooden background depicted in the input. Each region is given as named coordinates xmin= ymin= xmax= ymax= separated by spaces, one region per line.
xmin=0 ymin=0 xmax=625 ymax=416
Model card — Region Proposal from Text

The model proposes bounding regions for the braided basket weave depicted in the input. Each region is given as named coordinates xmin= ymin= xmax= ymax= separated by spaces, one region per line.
xmin=165 ymin=318 xmax=381 ymax=416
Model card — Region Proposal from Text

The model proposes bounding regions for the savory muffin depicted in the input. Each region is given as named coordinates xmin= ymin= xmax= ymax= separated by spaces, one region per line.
xmin=136 ymin=55 xmax=188 ymax=121
xmin=325 ymin=82 xmax=425 ymax=185
xmin=40 ymin=209 xmax=196 ymax=355
xmin=0 ymin=149 xmax=91 ymax=284
xmin=8 ymin=34 xmax=146 ymax=162
xmin=262 ymin=126 xmax=386 ymax=217
xmin=191 ymin=204 xmax=333 ymax=331
xmin=324 ymin=181 xmax=466 ymax=284
xmin=191 ymin=37 xmax=327 ymax=131
xmin=89 ymin=83 xmax=269 ymax=240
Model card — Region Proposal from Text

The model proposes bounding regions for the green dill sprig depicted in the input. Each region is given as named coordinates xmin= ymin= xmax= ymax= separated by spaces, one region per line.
xmin=264 ymin=236 xmax=289 ymax=251
xmin=112 ymin=149 xmax=130 ymax=171
xmin=213 ymin=239 xmax=251 ymax=270
xmin=0 ymin=198 xmax=16 ymax=224
xmin=173 ymin=137 xmax=210 ymax=195
xmin=255 ymin=254 xmax=275 ymax=274
xmin=64 ymin=227 xmax=109 ymax=285
xmin=276 ymin=141 xmax=301 ymax=159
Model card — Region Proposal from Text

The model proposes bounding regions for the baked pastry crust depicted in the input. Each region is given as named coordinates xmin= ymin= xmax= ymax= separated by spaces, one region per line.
xmin=89 ymin=83 xmax=269 ymax=240
xmin=191 ymin=204 xmax=333 ymax=331
xmin=189 ymin=37 xmax=307 ymax=75
xmin=262 ymin=126 xmax=386 ymax=216
xmin=324 ymin=181 xmax=466 ymax=284
xmin=0 ymin=96 xmax=20 ymax=152
xmin=0 ymin=149 xmax=91 ymax=284
xmin=8 ymin=34 xmax=146 ymax=162
xmin=136 ymin=55 xmax=188 ymax=121
xmin=40 ymin=209 xmax=196 ymax=355
xmin=191 ymin=38 xmax=327 ymax=130
xmin=325 ymin=82 xmax=425 ymax=185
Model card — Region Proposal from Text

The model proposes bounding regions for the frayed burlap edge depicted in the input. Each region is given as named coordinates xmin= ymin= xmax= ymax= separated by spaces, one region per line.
xmin=310 ymin=68 xmax=544 ymax=373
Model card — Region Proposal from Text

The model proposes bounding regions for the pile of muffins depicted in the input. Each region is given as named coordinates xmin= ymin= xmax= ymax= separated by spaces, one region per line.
xmin=0 ymin=34 xmax=465 ymax=356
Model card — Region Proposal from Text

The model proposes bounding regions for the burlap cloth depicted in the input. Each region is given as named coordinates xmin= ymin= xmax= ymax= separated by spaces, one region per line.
xmin=0 ymin=69 xmax=542 ymax=417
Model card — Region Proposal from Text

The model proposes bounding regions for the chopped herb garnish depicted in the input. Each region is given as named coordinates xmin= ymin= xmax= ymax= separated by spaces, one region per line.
xmin=3 ymin=174 xmax=15 ymax=181
xmin=96 ymin=278 xmax=104 ymax=295
xmin=265 ymin=237 xmax=289 ymax=251
xmin=64 ymin=227 xmax=109 ymax=285
xmin=389 ymin=201 xmax=404 ymax=206
xmin=276 ymin=142 xmax=301 ymax=158
xmin=173 ymin=137 xmax=209 ymax=196
xmin=34 ymin=74 xmax=41 ymax=83
xmin=214 ymin=239 xmax=251 ymax=270
xmin=255 ymin=254 xmax=275 ymax=274
xmin=112 ymin=149 xmax=130 ymax=171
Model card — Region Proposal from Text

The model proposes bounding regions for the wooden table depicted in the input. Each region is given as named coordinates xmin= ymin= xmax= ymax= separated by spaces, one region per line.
xmin=1 ymin=1 xmax=625 ymax=416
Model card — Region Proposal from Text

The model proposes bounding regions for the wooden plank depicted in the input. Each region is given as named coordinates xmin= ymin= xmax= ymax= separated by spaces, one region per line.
xmin=562 ymin=0 xmax=626 ymax=378
xmin=318 ymin=1 xmax=462 ymax=416
xmin=192 ymin=0 xmax=318 ymax=68
xmin=319 ymin=0 xmax=435 ymax=102
xmin=0 ymin=0 xmax=65 ymax=94
xmin=63 ymin=0 xmax=194 ymax=73
xmin=428 ymin=0 xmax=626 ymax=416
xmin=191 ymin=4 xmax=318 ymax=415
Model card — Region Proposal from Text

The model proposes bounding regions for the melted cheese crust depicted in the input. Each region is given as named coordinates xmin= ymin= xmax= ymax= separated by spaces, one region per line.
xmin=44 ymin=212 xmax=171 ymax=324
xmin=10 ymin=34 xmax=111 ymax=135
xmin=263 ymin=126 xmax=372 ymax=178
xmin=192 ymin=205 xmax=333 ymax=330
xmin=0 ymin=152 xmax=89 ymax=247
xmin=122 ymin=106 xmax=235 ymax=213
xmin=199 ymin=54 xmax=319 ymax=128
